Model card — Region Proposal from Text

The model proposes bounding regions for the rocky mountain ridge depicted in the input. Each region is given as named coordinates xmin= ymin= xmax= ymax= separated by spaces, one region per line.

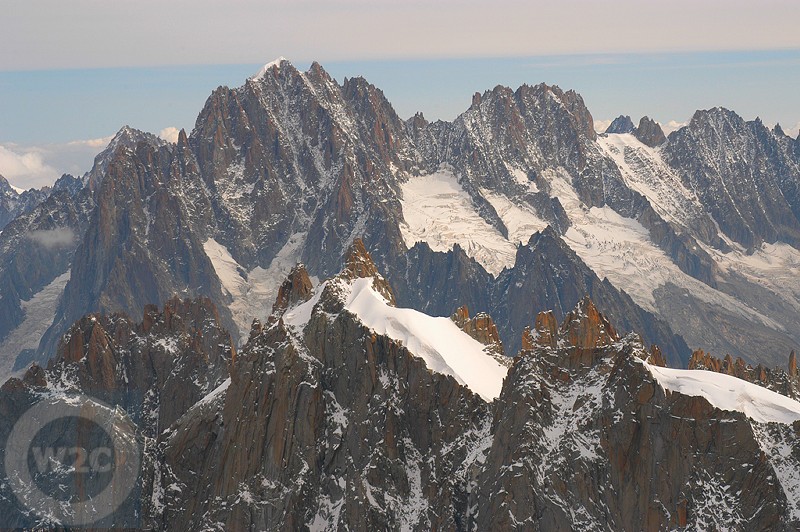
xmin=1 ymin=240 xmax=798 ymax=529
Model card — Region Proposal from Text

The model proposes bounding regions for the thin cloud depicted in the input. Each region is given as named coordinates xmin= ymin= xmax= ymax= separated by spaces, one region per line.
xmin=783 ymin=122 xmax=800 ymax=138
xmin=593 ymin=119 xmax=613 ymax=134
xmin=25 ymin=227 xmax=76 ymax=249
xmin=662 ymin=120 xmax=688 ymax=135
xmin=525 ymin=54 xmax=630 ymax=70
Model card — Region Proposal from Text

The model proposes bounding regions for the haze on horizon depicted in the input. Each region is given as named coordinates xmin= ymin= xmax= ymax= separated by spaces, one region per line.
xmin=1 ymin=0 xmax=800 ymax=189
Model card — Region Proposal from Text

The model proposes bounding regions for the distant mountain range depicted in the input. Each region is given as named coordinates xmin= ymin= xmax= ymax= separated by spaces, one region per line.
xmin=2 ymin=59 xmax=800 ymax=375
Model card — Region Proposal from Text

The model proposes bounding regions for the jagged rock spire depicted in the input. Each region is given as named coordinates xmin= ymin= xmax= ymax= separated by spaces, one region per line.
xmin=634 ymin=116 xmax=666 ymax=147
xmin=272 ymin=264 xmax=313 ymax=315
xmin=605 ymin=115 xmax=635 ymax=134
xmin=534 ymin=310 xmax=559 ymax=348
xmin=560 ymin=296 xmax=619 ymax=350
xmin=450 ymin=305 xmax=505 ymax=358
xmin=790 ymin=350 xmax=797 ymax=378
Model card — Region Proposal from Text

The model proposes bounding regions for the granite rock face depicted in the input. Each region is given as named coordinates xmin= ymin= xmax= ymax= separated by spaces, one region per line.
xmin=664 ymin=108 xmax=800 ymax=250
xmin=474 ymin=306 xmax=800 ymax=531
xmin=0 ymin=297 xmax=233 ymax=529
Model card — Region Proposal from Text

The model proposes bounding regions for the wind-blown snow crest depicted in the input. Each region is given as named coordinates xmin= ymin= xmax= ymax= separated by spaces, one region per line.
xmin=644 ymin=360 xmax=800 ymax=424
xmin=285 ymin=277 xmax=508 ymax=401
xmin=251 ymin=57 xmax=288 ymax=81
xmin=345 ymin=278 xmax=508 ymax=401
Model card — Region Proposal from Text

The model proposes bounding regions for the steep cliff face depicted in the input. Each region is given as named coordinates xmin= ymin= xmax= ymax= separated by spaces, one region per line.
xmin=0 ymin=179 xmax=93 ymax=374
xmin=189 ymin=60 xmax=411 ymax=275
xmin=41 ymin=134 xmax=235 ymax=358
xmin=149 ymin=242 xmax=495 ymax=530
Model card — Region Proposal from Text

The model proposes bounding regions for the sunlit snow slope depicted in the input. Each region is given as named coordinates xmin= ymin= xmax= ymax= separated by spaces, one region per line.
xmin=284 ymin=277 xmax=509 ymax=401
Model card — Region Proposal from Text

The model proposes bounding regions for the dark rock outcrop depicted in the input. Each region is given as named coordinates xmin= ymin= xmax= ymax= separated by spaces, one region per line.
xmin=271 ymin=263 xmax=313 ymax=315
xmin=450 ymin=305 xmax=505 ymax=358
xmin=664 ymin=108 xmax=800 ymax=250
xmin=634 ymin=116 xmax=667 ymax=147
xmin=0 ymin=297 xmax=233 ymax=529
xmin=605 ymin=115 xmax=636 ymax=134
xmin=474 ymin=310 xmax=799 ymax=530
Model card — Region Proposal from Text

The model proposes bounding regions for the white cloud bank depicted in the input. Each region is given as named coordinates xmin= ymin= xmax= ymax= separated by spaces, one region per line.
xmin=0 ymin=145 xmax=58 ymax=189
xmin=158 ymin=127 xmax=180 ymax=143
xmin=0 ymin=135 xmax=112 ymax=190
xmin=662 ymin=120 xmax=688 ymax=135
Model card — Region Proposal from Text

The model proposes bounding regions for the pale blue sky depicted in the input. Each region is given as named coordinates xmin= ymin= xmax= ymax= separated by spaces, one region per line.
xmin=1 ymin=1 xmax=799 ymax=188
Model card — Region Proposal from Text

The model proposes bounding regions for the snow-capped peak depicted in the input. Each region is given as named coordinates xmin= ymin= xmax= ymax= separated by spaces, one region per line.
xmin=250 ymin=57 xmax=289 ymax=81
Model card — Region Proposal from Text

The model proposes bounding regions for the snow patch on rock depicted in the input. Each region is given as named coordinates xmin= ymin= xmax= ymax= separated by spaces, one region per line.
xmin=344 ymin=278 xmax=508 ymax=401
xmin=204 ymin=235 xmax=305 ymax=339
xmin=286 ymin=276 xmax=508 ymax=401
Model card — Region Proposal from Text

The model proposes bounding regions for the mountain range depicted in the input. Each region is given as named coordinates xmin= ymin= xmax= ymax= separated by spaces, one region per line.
xmin=1 ymin=58 xmax=800 ymax=528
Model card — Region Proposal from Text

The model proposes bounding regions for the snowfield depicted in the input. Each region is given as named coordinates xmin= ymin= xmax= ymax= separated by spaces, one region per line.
xmin=0 ymin=271 xmax=70 ymax=378
xmin=399 ymin=169 xmax=518 ymax=275
xmin=398 ymin=147 xmax=785 ymax=341
xmin=204 ymin=236 xmax=306 ymax=338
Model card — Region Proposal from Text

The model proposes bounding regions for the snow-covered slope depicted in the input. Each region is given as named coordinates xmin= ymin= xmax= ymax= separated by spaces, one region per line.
xmin=285 ymin=277 xmax=509 ymax=401
xmin=0 ymin=272 xmax=69 ymax=377
xmin=404 ymin=163 xmax=776 ymax=331
xmin=644 ymin=360 xmax=800 ymax=424
xmin=398 ymin=142 xmax=794 ymax=366
xmin=597 ymin=133 xmax=707 ymax=231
